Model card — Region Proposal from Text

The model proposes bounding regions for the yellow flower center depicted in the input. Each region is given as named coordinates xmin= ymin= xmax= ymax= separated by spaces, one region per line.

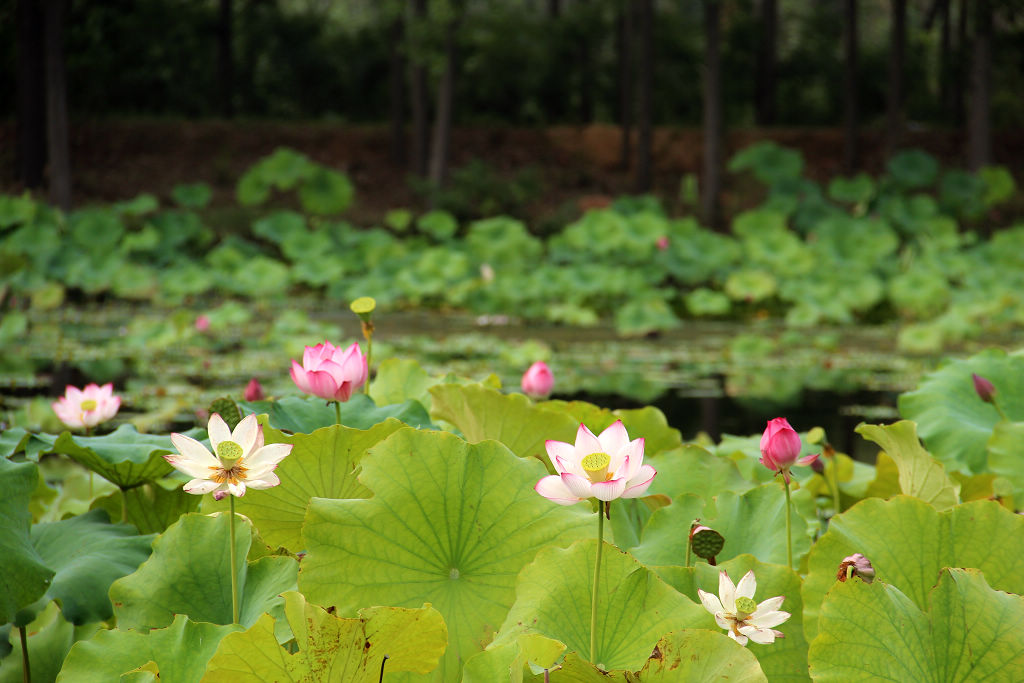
xmin=216 ymin=440 xmax=244 ymax=468
xmin=734 ymin=596 xmax=757 ymax=619
xmin=80 ymin=399 xmax=97 ymax=411
xmin=581 ymin=452 xmax=612 ymax=483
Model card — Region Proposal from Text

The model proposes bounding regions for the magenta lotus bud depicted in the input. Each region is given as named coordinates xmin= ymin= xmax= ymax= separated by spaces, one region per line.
xmin=521 ymin=361 xmax=554 ymax=398
xmin=290 ymin=341 xmax=368 ymax=403
xmin=972 ymin=373 xmax=996 ymax=404
xmin=244 ymin=378 xmax=264 ymax=402
xmin=656 ymin=236 xmax=670 ymax=251
xmin=810 ymin=456 xmax=825 ymax=475
xmin=760 ymin=417 xmax=819 ymax=483
xmin=195 ymin=314 xmax=211 ymax=332
xmin=836 ymin=553 xmax=875 ymax=583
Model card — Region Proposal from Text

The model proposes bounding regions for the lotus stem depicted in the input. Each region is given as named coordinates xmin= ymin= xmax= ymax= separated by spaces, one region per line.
xmin=829 ymin=457 xmax=842 ymax=515
xmin=334 ymin=401 xmax=341 ymax=426
xmin=590 ymin=503 xmax=606 ymax=666
xmin=783 ymin=478 xmax=793 ymax=570
xmin=18 ymin=625 xmax=29 ymax=683
xmin=229 ymin=496 xmax=239 ymax=625
xmin=364 ymin=332 xmax=373 ymax=396
xmin=121 ymin=488 xmax=128 ymax=524
xmin=993 ymin=399 xmax=1011 ymax=422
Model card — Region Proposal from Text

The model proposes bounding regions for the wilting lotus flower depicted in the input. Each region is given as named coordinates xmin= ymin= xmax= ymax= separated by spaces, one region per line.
xmin=536 ymin=421 xmax=656 ymax=504
xmin=290 ymin=341 xmax=368 ymax=402
xmin=837 ymin=553 xmax=875 ymax=583
xmin=165 ymin=413 xmax=292 ymax=501
xmin=698 ymin=570 xmax=790 ymax=646
xmin=521 ymin=361 xmax=554 ymax=398
xmin=760 ymin=417 xmax=818 ymax=483
xmin=52 ymin=383 xmax=121 ymax=429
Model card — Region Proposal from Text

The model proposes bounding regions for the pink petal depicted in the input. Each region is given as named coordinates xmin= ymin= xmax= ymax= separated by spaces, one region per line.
xmin=620 ymin=464 xmax=656 ymax=498
xmin=164 ymin=453 xmax=216 ymax=479
xmin=572 ymin=423 xmax=602 ymax=456
xmin=597 ymin=420 xmax=630 ymax=459
xmin=290 ymin=360 xmax=312 ymax=393
xmin=591 ymin=477 xmax=627 ymax=501
xmin=798 ymin=453 xmax=820 ymax=466
xmin=535 ymin=476 xmax=581 ymax=505
xmin=555 ymin=454 xmax=586 ymax=480
xmin=546 ymin=440 xmax=577 ymax=472
xmin=560 ymin=472 xmax=594 ymax=499
xmin=306 ymin=369 xmax=341 ymax=402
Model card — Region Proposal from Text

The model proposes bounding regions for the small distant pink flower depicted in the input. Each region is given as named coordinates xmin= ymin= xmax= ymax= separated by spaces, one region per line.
xmin=290 ymin=341 xmax=368 ymax=403
xmin=972 ymin=373 xmax=996 ymax=403
xmin=244 ymin=378 xmax=265 ymax=402
xmin=656 ymin=236 xmax=670 ymax=251
xmin=195 ymin=315 xmax=211 ymax=332
xmin=760 ymin=417 xmax=818 ymax=483
xmin=52 ymin=383 xmax=121 ymax=429
xmin=521 ymin=361 xmax=554 ymax=398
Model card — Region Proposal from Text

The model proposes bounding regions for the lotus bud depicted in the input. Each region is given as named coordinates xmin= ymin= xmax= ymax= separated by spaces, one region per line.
xmin=195 ymin=314 xmax=211 ymax=332
xmin=656 ymin=236 xmax=670 ymax=251
xmin=244 ymin=378 xmax=264 ymax=402
xmin=521 ymin=361 xmax=554 ymax=399
xmin=836 ymin=553 xmax=875 ymax=583
xmin=810 ymin=457 xmax=825 ymax=475
xmin=972 ymin=373 xmax=996 ymax=404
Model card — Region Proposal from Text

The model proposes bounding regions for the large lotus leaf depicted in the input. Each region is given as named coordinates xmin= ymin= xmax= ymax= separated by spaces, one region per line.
xmin=898 ymin=348 xmax=1024 ymax=472
xmin=654 ymin=555 xmax=808 ymax=682
xmin=627 ymin=630 xmax=767 ymax=682
xmin=241 ymin=394 xmax=434 ymax=433
xmin=645 ymin=445 xmax=753 ymax=500
xmin=986 ymin=421 xmax=1024 ymax=503
xmin=855 ymin=421 xmax=960 ymax=510
xmin=429 ymin=383 xmax=578 ymax=461
xmin=298 ymin=167 xmax=354 ymax=215
xmin=30 ymin=509 xmax=154 ymax=625
xmin=536 ymin=401 xmax=682 ymax=458
xmin=202 ymin=592 xmax=446 ymax=682
xmin=369 ymin=358 xmax=435 ymax=407
xmin=109 ymin=512 xmax=298 ymax=630
xmin=47 ymin=425 xmax=196 ymax=488
xmin=0 ymin=428 xmax=53 ymax=461
xmin=0 ymin=602 xmax=85 ymax=683
xmin=57 ymin=614 xmax=238 ymax=683
xmin=809 ymin=568 xmax=1024 ymax=682
xmin=0 ymin=458 xmax=52 ymax=624
xmin=202 ymin=420 xmax=402 ymax=551
xmin=628 ymin=494 xmax=706 ymax=564
xmin=802 ymin=497 xmax=1024 ymax=641
xmin=490 ymin=540 xmax=711 ymax=672
xmin=298 ymin=428 xmax=593 ymax=682
xmin=91 ymin=481 xmax=201 ymax=534
xmin=462 ymin=633 xmax=566 ymax=683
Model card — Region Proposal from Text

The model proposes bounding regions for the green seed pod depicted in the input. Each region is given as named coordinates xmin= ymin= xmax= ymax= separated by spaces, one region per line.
xmin=691 ymin=526 xmax=725 ymax=561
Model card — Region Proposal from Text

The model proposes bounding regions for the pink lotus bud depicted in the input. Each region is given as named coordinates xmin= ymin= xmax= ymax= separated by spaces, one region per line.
xmin=972 ymin=373 xmax=996 ymax=403
xmin=759 ymin=417 xmax=819 ymax=483
xmin=656 ymin=236 xmax=670 ymax=251
xmin=195 ymin=315 xmax=211 ymax=332
xmin=290 ymin=341 xmax=368 ymax=402
xmin=521 ymin=361 xmax=554 ymax=399
xmin=836 ymin=553 xmax=875 ymax=583
xmin=244 ymin=378 xmax=265 ymax=402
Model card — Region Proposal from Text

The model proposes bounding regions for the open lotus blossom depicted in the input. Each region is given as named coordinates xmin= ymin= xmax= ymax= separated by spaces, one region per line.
xmin=521 ymin=361 xmax=554 ymax=398
xmin=535 ymin=421 xmax=656 ymax=504
xmin=760 ymin=417 xmax=819 ymax=483
xmin=290 ymin=341 xmax=368 ymax=402
xmin=698 ymin=570 xmax=790 ymax=646
xmin=52 ymin=383 xmax=121 ymax=429
xmin=166 ymin=413 xmax=292 ymax=500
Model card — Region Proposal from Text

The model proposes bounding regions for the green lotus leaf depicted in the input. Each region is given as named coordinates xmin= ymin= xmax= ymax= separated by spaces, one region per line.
xmin=298 ymin=167 xmax=354 ymax=215
xmin=171 ymin=183 xmax=212 ymax=209
xmin=986 ymin=421 xmax=1024 ymax=503
xmin=626 ymin=629 xmax=767 ymax=682
xmin=886 ymin=149 xmax=939 ymax=189
xmin=613 ymin=295 xmax=680 ymax=337
xmin=724 ymin=269 xmax=777 ymax=303
xmin=0 ymin=458 xmax=52 ymax=624
xmin=0 ymin=601 xmax=83 ymax=683
xmin=57 ymin=614 xmax=239 ymax=683
xmin=802 ymin=497 xmax=1024 ymax=641
xmin=463 ymin=633 xmax=566 ymax=683
xmin=241 ymin=394 xmax=434 ymax=433
xmin=202 ymin=420 xmax=402 ymax=552
xmin=429 ymin=383 xmax=578 ymax=461
xmin=898 ymin=349 xmax=1024 ymax=472
xmin=47 ymin=425 xmax=193 ymax=489
xmin=90 ymin=481 xmax=200 ymax=534
xmin=855 ymin=421 xmax=960 ymax=510
xmin=369 ymin=358 xmax=436 ymax=407
xmin=490 ymin=540 xmax=711 ymax=672
xmin=298 ymin=428 xmax=593 ymax=682
xmin=655 ymin=555 xmax=808 ymax=682
xmin=685 ymin=287 xmax=732 ymax=316
xmin=109 ymin=512 xmax=298 ymax=630
xmin=809 ymin=568 xmax=1024 ymax=681
xmin=645 ymin=444 xmax=753 ymax=501
xmin=0 ymin=428 xmax=52 ymax=461
xmin=202 ymin=592 xmax=446 ymax=682
xmin=827 ymin=173 xmax=875 ymax=204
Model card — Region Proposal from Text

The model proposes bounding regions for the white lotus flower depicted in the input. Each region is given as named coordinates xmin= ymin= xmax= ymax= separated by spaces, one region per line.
xmin=165 ymin=413 xmax=292 ymax=500
xmin=697 ymin=570 xmax=790 ymax=646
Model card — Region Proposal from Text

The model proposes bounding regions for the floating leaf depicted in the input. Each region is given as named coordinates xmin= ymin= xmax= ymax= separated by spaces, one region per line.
xmin=644 ymin=445 xmax=752 ymax=500
xmin=369 ymin=358 xmax=436 ymax=407
xmin=299 ymin=428 xmax=593 ymax=681
xmin=628 ymin=630 xmax=767 ymax=682
xmin=48 ymin=425 xmax=195 ymax=489
xmin=0 ymin=458 xmax=52 ymax=624
xmin=462 ymin=633 xmax=566 ymax=683
xmin=855 ymin=421 xmax=960 ymax=510
xmin=986 ymin=421 xmax=1024 ymax=503
xmin=90 ymin=481 xmax=201 ymax=535
xmin=0 ymin=602 xmax=81 ymax=683
xmin=241 ymin=394 xmax=434 ymax=433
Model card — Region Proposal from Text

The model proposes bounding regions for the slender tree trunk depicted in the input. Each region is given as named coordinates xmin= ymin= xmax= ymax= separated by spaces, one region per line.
xmin=938 ymin=0 xmax=953 ymax=123
xmin=16 ymin=0 xmax=46 ymax=189
xmin=388 ymin=12 xmax=407 ymax=165
xmin=635 ymin=0 xmax=653 ymax=192
xmin=44 ymin=0 xmax=71 ymax=211
xmin=754 ymin=0 xmax=777 ymax=126
xmin=218 ymin=0 xmax=234 ymax=118
xmin=953 ymin=0 xmax=967 ymax=125
xmin=886 ymin=0 xmax=906 ymax=154
xmin=548 ymin=0 xmax=562 ymax=18
xmin=617 ymin=0 xmax=634 ymax=169
xmin=701 ymin=0 xmax=722 ymax=229
xmin=577 ymin=0 xmax=594 ymax=124
xmin=967 ymin=0 xmax=992 ymax=170
xmin=409 ymin=0 xmax=429 ymax=176
xmin=843 ymin=0 xmax=859 ymax=172
xmin=428 ymin=12 xmax=459 ymax=192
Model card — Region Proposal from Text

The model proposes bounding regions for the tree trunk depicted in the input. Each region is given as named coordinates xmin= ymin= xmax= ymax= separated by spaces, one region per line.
xmin=843 ymin=0 xmax=859 ymax=172
xmin=218 ymin=0 xmax=234 ymax=118
xmin=577 ymin=0 xmax=594 ymax=124
xmin=953 ymin=0 xmax=968 ymax=125
xmin=701 ymin=0 xmax=722 ymax=229
xmin=548 ymin=0 xmax=562 ymax=18
xmin=409 ymin=0 xmax=429 ymax=177
xmin=754 ymin=0 xmax=777 ymax=126
xmin=938 ymin=0 xmax=953 ymax=123
xmin=428 ymin=12 xmax=459 ymax=192
xmin=886 ymin=0 xmax=906 ymax=154
xmin=635 ymin=0 xmax=653 ymax=192
xmin=388 ymin=11 xmax=406 ymax=165
xmin=967 ymin=0 xmax=992 ymax=170
xmin=44 ymin=0 xmax=71 ymax=211
xmin=617 ymin=0 xmax=634 ymax=169
xmin=15 ymin=0 xmax=46 ymax=189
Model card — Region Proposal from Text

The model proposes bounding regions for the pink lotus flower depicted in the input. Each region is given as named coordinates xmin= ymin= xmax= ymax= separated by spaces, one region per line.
xmin=656 ymin=236 xmax=670 ymax=251
xmin=52 ymin=383 xmax=121 ymax=429
xmin=244 ymin=378 xmax=265 ymax=402
xmin=759 ymin=417 xmax=818 ymax=483
xmin=166 ymin=413 xmax=292 ymax=500
xmin=195 ymin=314 xmax=211 ymax=332
xmin=521 ymin=361 xmax=554 ymax=398
xmin=290 ymin=341 xmax=368 ymax=402
xmin=535 ymin=421 xmax=656 ymax=504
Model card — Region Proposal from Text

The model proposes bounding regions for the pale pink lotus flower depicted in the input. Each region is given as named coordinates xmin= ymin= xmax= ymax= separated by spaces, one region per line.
xmin=535 ymin=421 xmax=656 ymax=504
xmin=195 ymin=314 xmax=211 ymax=332
xmin=759 ymin=417 xmax=818 ymax=483
xmin=165 ymin=413 xmax=292 ymax=501
xmin=52 ymin=383 xmax=121 ymax=429
xmin=521 ymin=361 xmax=554 ymax=398
xmin=244 ymin=378 xmax=265 ymax=402
xmin=290 ymin=341 xmax=368 ymax=402
xmin=698 ymin=570 xmax=790 ymax=646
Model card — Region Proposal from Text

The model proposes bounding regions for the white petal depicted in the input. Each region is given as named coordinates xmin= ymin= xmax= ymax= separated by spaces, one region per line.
xmin=246 ymin=472 xmax=280 ymax=489
xmin=561 ymin=472 xmax=594 ymax=499
xmin=183 ymin=478 xmax=219 ymax=495
xmin=207 ymin=414 xmax=231 ymax=451
xmin=620 ymin=464 xmax=656 ymax=498
xmin=232 ymin=414 xmax=259 ymax=455
xmin=697 ymin=589 xmax=724 ymax=616
xmin=227 ymin=481 xmax=247 ymax=497
xmin=719 ymin=571 xmax=737 ymax=614
xmin=752 ymin=596 xmax=786 ymax=616
xmin=738 ymin=624 xmax=775 ymax=645
xmin=535 ymin=476 xmax=582 ymax=505
xmin=735 ymin=570 xmax=757 ymax=600
xmin=164 ymin=453 xmax=216 ymax=479
xmin=727 ymin=630 xmax=748 ymax=647
xmin=750 ymin=609 xmax=790 ymax=629
xmin=555 ymin=455 xmax=586 ymax=480
xmin=573 ymin=423 xmax=602 ymax=456
xmin=591 ymin=477 xmax=627 ymax=501
xmin=616 ymin=438 xmax=645 ymax=479
xmin=597 ymin=420 xmax=630 ymax=458
xmin=714 ymin=613 xmax=735 ymax=631
xmin=545 ymin=440 xmax=576 ymax=473
xmin=170 ymin=433 xmax=219 ymax=468
xmin=244 ymin=443 xmax=292 ymax=470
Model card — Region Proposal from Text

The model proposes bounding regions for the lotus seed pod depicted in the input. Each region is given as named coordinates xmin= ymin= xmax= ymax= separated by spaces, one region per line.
xmin=690 ymin=525 xmax=725 ymax=561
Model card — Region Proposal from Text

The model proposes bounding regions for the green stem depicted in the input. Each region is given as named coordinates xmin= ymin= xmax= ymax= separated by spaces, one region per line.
xmin=229 ymin=496 xmax=239 ymax=625
xmin=993 ymin=399 xmax=1011 ymax=422
xmin=18 ymin=625 xmax=29 ymax=683
xmin=121 ymin=488 xmax=128 ymax=524
xmin=828 ymin=457 xmax=842 ymax=515
xmin=334 ymin=401 xmax=341 ymax=426
xmin=684 ymin=528 xmax=692 ymax=568
xmin=783 ymin=477 xmax=793 ymax=570
xmin=364 ymin=334 xmax=373 ymax=395
xmin=590 ymin=504 xmax=606 ymax=666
